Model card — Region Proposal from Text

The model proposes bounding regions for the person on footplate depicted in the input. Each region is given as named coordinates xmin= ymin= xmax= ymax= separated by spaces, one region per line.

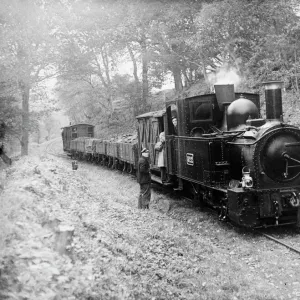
xmin=137 ymin=148 xmax=151 ymax=209
xmin=172 ymin=117 xmax=178 ymax=135
xmin=157 ymin=131 xmax=167 ymax=183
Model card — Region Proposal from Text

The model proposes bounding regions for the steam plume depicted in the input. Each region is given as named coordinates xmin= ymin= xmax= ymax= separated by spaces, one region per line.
xmin=208 ymin=67 xmax=241 ymax=87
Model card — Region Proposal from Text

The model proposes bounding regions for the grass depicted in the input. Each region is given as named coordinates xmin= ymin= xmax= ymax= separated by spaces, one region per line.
xmin=1 ymin=152 xmax=300 ymax=299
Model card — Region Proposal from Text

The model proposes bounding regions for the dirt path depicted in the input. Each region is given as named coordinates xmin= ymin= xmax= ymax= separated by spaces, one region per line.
xmin=1 ymin=141 xmax=300 ymax=299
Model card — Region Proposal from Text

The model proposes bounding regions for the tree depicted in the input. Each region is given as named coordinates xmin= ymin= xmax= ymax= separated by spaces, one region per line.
xmin=49 ymin=0 xmax=300 ymax=139
xmin=0 ymin=0 xmax=62 ymax=155
xmin=44 ymin=116 xmax=54 ymax=141
xmin=56 ymin=0 xmax=127 ymax=124
xmin=121 ymin=0 xmax=205 ymax=93
xmin=190 ymin=0 xmax=300 ymax=90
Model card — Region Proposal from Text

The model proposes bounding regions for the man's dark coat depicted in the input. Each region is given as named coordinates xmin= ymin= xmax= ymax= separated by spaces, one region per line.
xmin=137 ymin=156 xmax=151 ymax=184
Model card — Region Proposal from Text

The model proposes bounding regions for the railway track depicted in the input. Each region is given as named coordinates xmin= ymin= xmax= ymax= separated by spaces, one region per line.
xmin=257 ymin=230 xmax=300 ymax=255
xmin=167 ymin=192 xmax=300 ymax=255
xmin=45 ymin=138 xmax=69 ymax=159
xmin=140 ymin=181 xmax=300 ymax=256
xmin=180 ymin=193 xmax=300 ymax=255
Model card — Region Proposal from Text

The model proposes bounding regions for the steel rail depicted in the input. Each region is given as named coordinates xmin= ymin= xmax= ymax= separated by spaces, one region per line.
xmin=258 ymin=231 xmax=300 ymax=255
xmin=45 ymin=139 xmax=69 ymax=159
xmin=178 ymin=193 xmax=300 ymax=256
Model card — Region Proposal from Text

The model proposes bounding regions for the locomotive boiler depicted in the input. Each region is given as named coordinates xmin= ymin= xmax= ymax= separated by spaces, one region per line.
xmin=224 ymin=82 xmax=300 ymax=227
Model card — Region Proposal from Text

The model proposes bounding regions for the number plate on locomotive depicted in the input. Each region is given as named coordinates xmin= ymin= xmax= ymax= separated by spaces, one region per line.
xmin=186 ymin=153 xmax=194 ymax=166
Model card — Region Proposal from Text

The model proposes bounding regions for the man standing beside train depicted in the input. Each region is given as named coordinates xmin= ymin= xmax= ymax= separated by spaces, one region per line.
xmin=137 ymin=148 xmax=151 ymax=209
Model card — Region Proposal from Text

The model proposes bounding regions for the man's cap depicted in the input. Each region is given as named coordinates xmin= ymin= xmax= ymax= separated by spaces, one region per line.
xmin=172 ymin=116 xmax=177 ymax=120
xmin=141 ymin=148 xmax=149 ymax=153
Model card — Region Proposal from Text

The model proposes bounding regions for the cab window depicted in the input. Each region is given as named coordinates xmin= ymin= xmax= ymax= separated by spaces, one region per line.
xmin=190 ymin=100 xmax=212 ymax=122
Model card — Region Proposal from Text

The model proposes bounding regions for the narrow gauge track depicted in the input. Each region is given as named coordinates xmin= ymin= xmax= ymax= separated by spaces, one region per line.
xmin=45 ymin=138 xmax=69 ymax=159
xmin=257 ymin=230 xmax=300 ymax=255
xmin=45 ymin=138 xmax=300 ymax=256
xmin=50 ymin=153 xmax=69 ymax=159
xmin=48 ymin=152 xmax=69 ymax=159
xmin=173 ymin=193 xmax=300 ymax=256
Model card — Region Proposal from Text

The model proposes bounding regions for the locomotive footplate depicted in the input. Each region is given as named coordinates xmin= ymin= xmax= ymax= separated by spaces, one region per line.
xmin=228 ymin=188 xmax=300 ymax=228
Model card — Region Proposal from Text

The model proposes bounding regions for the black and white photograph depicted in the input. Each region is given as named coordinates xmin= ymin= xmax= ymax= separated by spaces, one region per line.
xmin=1 ymin=0 xmax=300 ymax=299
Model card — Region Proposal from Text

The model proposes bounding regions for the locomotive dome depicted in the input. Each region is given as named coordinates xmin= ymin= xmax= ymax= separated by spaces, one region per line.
xmin=227 ymin=96 xmax=259 ymax=129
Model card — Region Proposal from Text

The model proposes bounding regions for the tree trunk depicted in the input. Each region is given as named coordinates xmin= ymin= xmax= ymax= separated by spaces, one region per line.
xmin=127 ymin=44 xmax=141 ymax=116
xmin=127 ymin=43 xmax=140 ymax=85
xmin=100 ymin=48 xmax=114 ymax=117
xmin=200 ymin=56 xmax=209 ymax=87
xmin=47 ymin=129 xmax=51 ymax=141
xmin=37 ymin=127 xmax=41 ymax=144
xmin=140 ymin=38 xmax=149 ymax=113
xmin=21 ymin=82 xmax=30 ymax=156
xmin=172 ymin=65 xmax=183 ymax=91
xmin=54 ymin=224 xmax=74 ymax=255
xmin=295 ymin=49 xmax=299 ymax=94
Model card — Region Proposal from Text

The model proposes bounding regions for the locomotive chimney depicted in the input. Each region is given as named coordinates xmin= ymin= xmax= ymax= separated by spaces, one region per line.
xmin=220 ymin=102 xmax=231 ymax=131
xmin=263 ymin=81 xmax=283 ymax=121
xmin=214 ymin=84 xmax=235 ymax=111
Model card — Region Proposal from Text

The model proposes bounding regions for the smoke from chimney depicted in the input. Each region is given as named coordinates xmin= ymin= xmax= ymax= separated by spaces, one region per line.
xmin=208 ymin=66 xmax=242 ymax=88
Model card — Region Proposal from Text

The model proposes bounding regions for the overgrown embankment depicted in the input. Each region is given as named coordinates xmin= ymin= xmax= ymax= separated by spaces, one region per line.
xmin=1 ymin=146 xmax=300 ymax=299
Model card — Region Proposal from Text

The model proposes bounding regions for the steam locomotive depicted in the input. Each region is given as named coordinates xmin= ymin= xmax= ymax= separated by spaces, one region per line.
xmin=62 ymin=81 xmax=300 ymax=228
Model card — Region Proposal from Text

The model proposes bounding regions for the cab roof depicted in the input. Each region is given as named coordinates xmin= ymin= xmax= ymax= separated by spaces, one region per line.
xmin=136 ymin=110 xmax=165 ymax=119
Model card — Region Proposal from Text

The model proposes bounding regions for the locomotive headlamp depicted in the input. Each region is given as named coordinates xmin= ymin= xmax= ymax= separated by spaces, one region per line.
xmin=241 ymin=166 xmax=253 ymax=189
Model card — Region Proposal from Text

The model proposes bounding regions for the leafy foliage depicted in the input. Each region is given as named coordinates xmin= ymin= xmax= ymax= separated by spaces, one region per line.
xmin=191 ymin=0 xmax=300 ymax=90
xmin=0 ymin=0 xmax=63 ymax=154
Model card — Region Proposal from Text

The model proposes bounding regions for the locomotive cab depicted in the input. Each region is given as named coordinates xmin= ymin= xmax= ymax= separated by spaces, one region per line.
xmin=136 ymin=110 xmax=168 ymax=183
xmin=174 ymin=94 xmax=222 ymax=136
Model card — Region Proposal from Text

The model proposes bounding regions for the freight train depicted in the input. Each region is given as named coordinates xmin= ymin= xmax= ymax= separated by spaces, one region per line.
xmin=62 ymin=81 xmax=300 ymax=228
